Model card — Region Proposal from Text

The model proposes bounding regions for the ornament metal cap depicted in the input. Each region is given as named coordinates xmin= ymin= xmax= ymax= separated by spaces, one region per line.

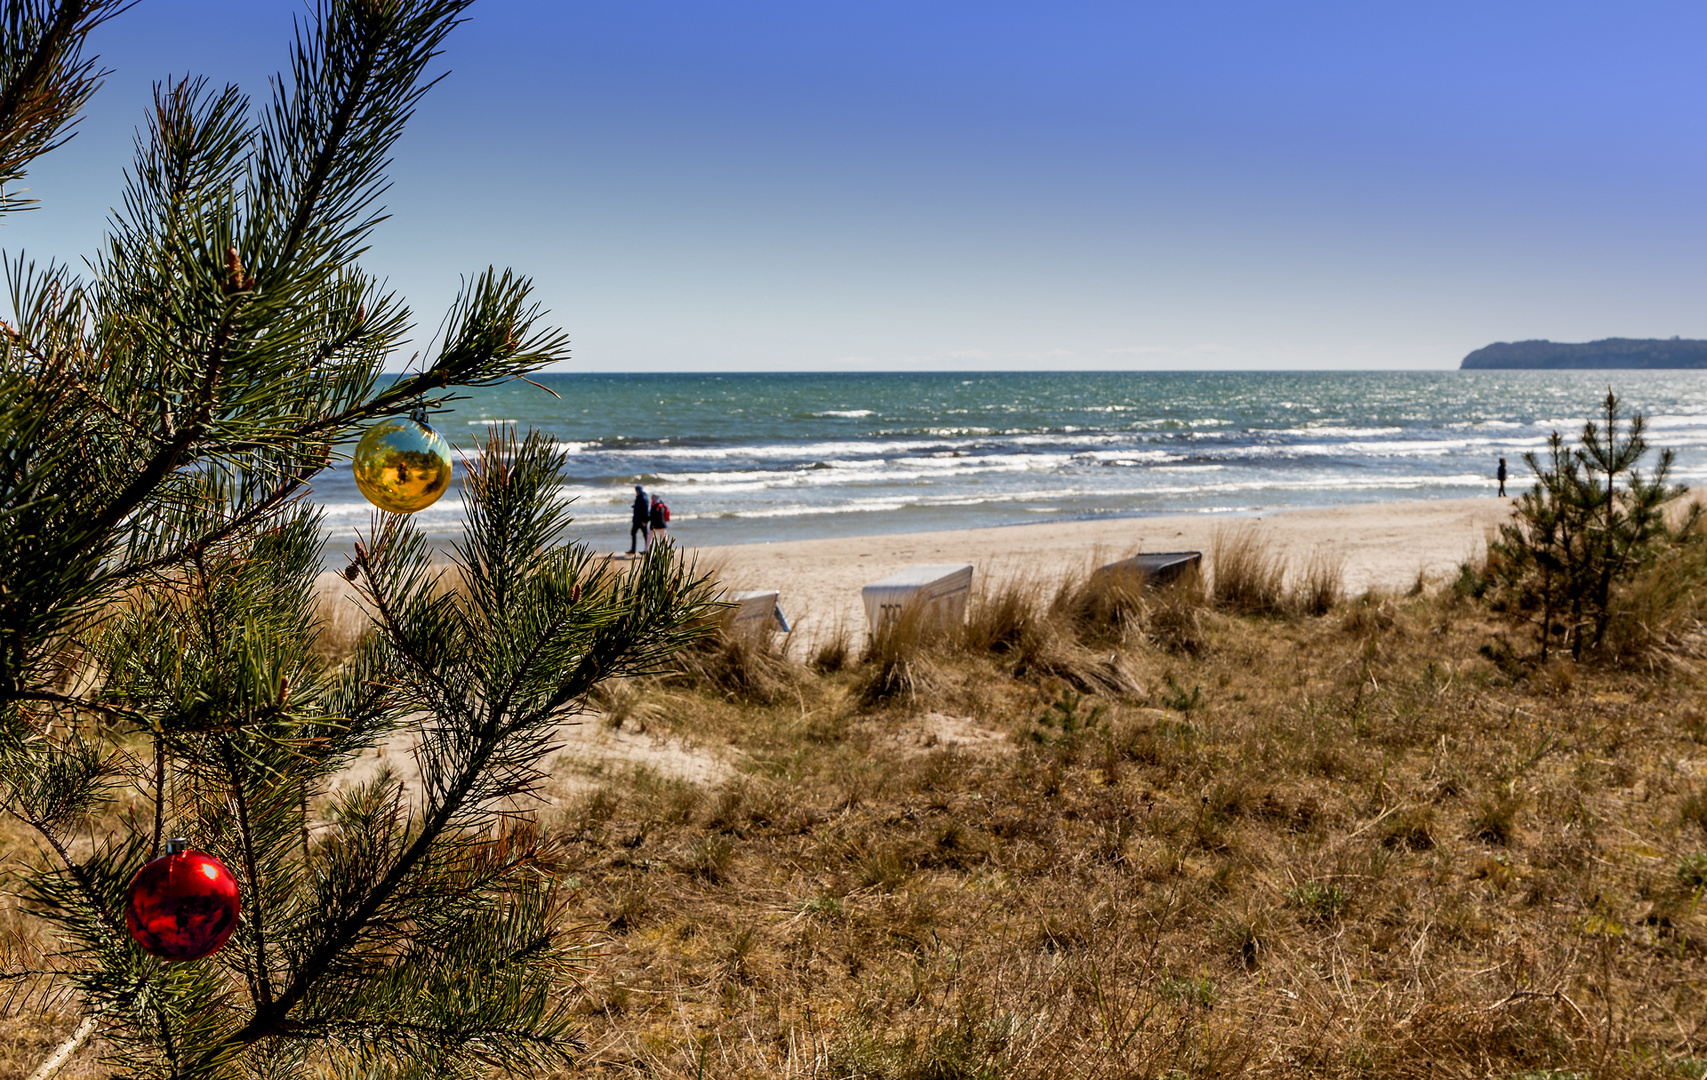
xmin=164 ymin=837 xmax=188 ymax=855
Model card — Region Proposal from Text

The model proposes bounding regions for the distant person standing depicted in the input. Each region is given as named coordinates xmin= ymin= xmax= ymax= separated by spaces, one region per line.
xmin=1497 ymin=457 xmax=1507 ymax=497
xmin=629 ymin=485 xmax=650 ymax=554
xmin=649 ymin=493 xmax=669 ymax=544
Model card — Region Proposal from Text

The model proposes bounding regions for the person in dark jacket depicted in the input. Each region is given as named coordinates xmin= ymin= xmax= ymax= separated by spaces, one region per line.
xmin=1497 ymin=457 xmax=1507 ymax=498
xmin=629 ymin=485 xmax=650 ymax=554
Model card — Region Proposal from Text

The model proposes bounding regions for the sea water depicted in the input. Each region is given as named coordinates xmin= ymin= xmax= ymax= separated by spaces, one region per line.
xmin=311 ymin=370 xmax=1707 ymax=549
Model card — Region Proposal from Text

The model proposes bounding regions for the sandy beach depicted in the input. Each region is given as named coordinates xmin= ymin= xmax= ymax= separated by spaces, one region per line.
xmin=689 ymin=496 xmax=1511 ymax=648
xmin=313 ymin=494 xmax=1510 ymax=800
xmin=318 ymin=493 xmax=1512 ymax=802
xmin=319 ymin=496 xmax=1513 ymax=654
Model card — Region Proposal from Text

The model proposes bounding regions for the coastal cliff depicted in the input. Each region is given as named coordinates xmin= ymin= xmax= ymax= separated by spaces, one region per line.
xmin=1461 ymin=337 xmax=1707 ymax=369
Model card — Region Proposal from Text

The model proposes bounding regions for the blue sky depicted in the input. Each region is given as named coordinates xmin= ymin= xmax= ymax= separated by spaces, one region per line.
xmin=4 ymin=1 xmax=1706 ymax=371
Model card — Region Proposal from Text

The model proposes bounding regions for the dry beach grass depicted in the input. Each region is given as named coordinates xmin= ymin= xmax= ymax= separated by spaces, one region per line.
xmin=4 ymin=504 xmax=1707 ymax=1078
xmin=536 ymin=534 xmax=1707 ymax=1079
xmin=690 ymin=495 xmax=1507 ymax=657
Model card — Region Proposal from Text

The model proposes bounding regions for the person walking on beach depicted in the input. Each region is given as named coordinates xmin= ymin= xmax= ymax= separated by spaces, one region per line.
xmin=629 ymin=485 xmax=650 ymax=554
xmin=1496 ymin=457 xmax=1507 ymax=498
xmin=649 ymin=493 xmax=669 ymax=545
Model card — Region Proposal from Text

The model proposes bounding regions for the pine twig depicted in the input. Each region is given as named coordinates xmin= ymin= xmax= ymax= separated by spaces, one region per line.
xmin=1481 ymin=986 xmax=1592 ymax=1033
xmin=111 ymin=456 xmax=322 ymax=580
xmin=24 ymin=1011 xmax=97 ymax=1080
xmin=149 ymin=732 xmax=163 ymax=858
xmin=5 ymin=690 xmax=149 ymax=727
xmin=274 ymin=16 xmax=382 ymax=272
xmin=217 ymin=738 xmax=275 ymax=1013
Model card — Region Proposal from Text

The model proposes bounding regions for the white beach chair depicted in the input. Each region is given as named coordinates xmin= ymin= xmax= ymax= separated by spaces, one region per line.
xmin=726 ymin=589 xmax=789 ymax=638
xmin=861 ymin=564 xmax=974 ymax=633
xmin=1098 ymin=551 xmax=1202 ymax=587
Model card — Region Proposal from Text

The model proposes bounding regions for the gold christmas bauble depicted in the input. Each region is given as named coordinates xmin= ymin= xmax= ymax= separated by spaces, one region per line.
xmin=352 ymin=415 xmax=453 ymax=514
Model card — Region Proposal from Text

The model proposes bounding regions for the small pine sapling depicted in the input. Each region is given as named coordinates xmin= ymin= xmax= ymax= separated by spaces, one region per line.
xmin=1488 ymin=391 xmax=1699 ymax=660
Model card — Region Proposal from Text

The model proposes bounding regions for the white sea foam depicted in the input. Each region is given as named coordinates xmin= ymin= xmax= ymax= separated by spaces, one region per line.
xmin=1636 ymin=413 xmax=1707 ymax=430
xmin=1285 ymin=425 xmax=1406 ymax=437
xmin=561 ymin=437 xmax=957 ymax=462
xmin=305 ymin=371 xmax=1707 ymax=549
xmin=1071 ymin=449 xmax=1187 ymax=464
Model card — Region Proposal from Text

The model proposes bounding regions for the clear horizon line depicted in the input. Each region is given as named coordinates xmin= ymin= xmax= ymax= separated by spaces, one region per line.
xmin=379 ymin=365 xmax=1486 ymax=376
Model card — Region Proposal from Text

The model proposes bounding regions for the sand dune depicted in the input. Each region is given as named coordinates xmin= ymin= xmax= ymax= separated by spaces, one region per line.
xmin=313 ymin=496 xmax=1513 ymax=796
xmin=687 ymin=496 xmax=1511 ymax=649
xmin=324 ymin=496 xmax=1513 ymax=651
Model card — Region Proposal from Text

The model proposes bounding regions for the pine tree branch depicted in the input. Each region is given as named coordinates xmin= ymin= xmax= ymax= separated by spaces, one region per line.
xmin=273 ymin=1014 xmax=580 ymax=1053
xmin=79 ymin=397 xmax=208 ymax=547
xmin=153 ymin=1008 xmax=180 ymax=1077
xmin=72 ymin=277 xmax=259 ymax=549
xmin=66 ymin=378 xmax=147 ymax=441
xmin=0 ymin=804 xmax=121 ymax=941
xmin=484 ymin=604 xmax=578 ymax=737
xmin=225 ymin=734 xmax=499 ymax=1045
xmin=6 ymin=690 xmax=148 ymax=727
xmin=274 ymin=9 xmax=384 ymax=274
xmin=0 ymin=3 xmax=87 ymax=129
xmin=110 ymin=453 xmax=324 ymax=581
xmin=306 ymin=314 xmax=368 ymax=371
xmin=0 ymin=313 xmax=56 ymax=368
xmin=350 ymin=541 xmax=472 ymax=733
xmin=217 ymin=566 xmax=693 ymax=1055
xmin=0 ymin=0 xmax=134 ymax=200
xmin=149 ymin=733 xmax=162 ymax=859
xmin=173 ymin=377 xmax=455 ymax=456
xmin=0 ymin=967 xmax=81 ymax=980
xmin=195 ymin=537 xmax=498 ymax=1051
xmin=220 ymin=655 xmax=561 ymax=1052
xmin=217 ymin=738 xmax=275 ymax=1015
xmin=70 ymin=284 xmax=561 ymax=592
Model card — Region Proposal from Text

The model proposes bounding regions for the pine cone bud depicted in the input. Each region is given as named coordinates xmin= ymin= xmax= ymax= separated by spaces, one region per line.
xmin=343 ymin=562 xmax=360 ymax=581
xmin=279 ymin=675 xmax=291 ymax=705
xmin=354 ymin=304 xmax=366 ymax=326
xmin=224 ymin=248 xmax=247 ymax=294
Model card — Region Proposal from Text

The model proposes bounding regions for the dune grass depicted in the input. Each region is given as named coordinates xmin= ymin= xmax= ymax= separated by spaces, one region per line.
xmin=7 ymin=533 xmax=1707 ymax=1078
xmin=1210 ymin=523 xmax=1289 ymax=615
xmin=532 ymin=535 xmax=1707 ymax=1078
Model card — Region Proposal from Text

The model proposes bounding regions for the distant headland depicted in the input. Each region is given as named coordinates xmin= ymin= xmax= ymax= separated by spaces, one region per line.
xmin=1460 ymin=337 xmax=1707 ymax=369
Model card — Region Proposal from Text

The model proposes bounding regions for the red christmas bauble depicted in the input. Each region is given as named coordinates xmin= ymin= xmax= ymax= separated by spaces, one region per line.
xmin=125 ymin=845 xmax=240 ymax=962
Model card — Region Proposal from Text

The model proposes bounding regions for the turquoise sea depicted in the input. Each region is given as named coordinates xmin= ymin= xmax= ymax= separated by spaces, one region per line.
xmin=312 ymin=370 xmax=1707 ymax=549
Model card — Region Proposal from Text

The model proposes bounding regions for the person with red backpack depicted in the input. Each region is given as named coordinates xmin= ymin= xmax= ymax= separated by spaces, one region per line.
xmin=649 ymin=493 xmax=670 ymax=543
